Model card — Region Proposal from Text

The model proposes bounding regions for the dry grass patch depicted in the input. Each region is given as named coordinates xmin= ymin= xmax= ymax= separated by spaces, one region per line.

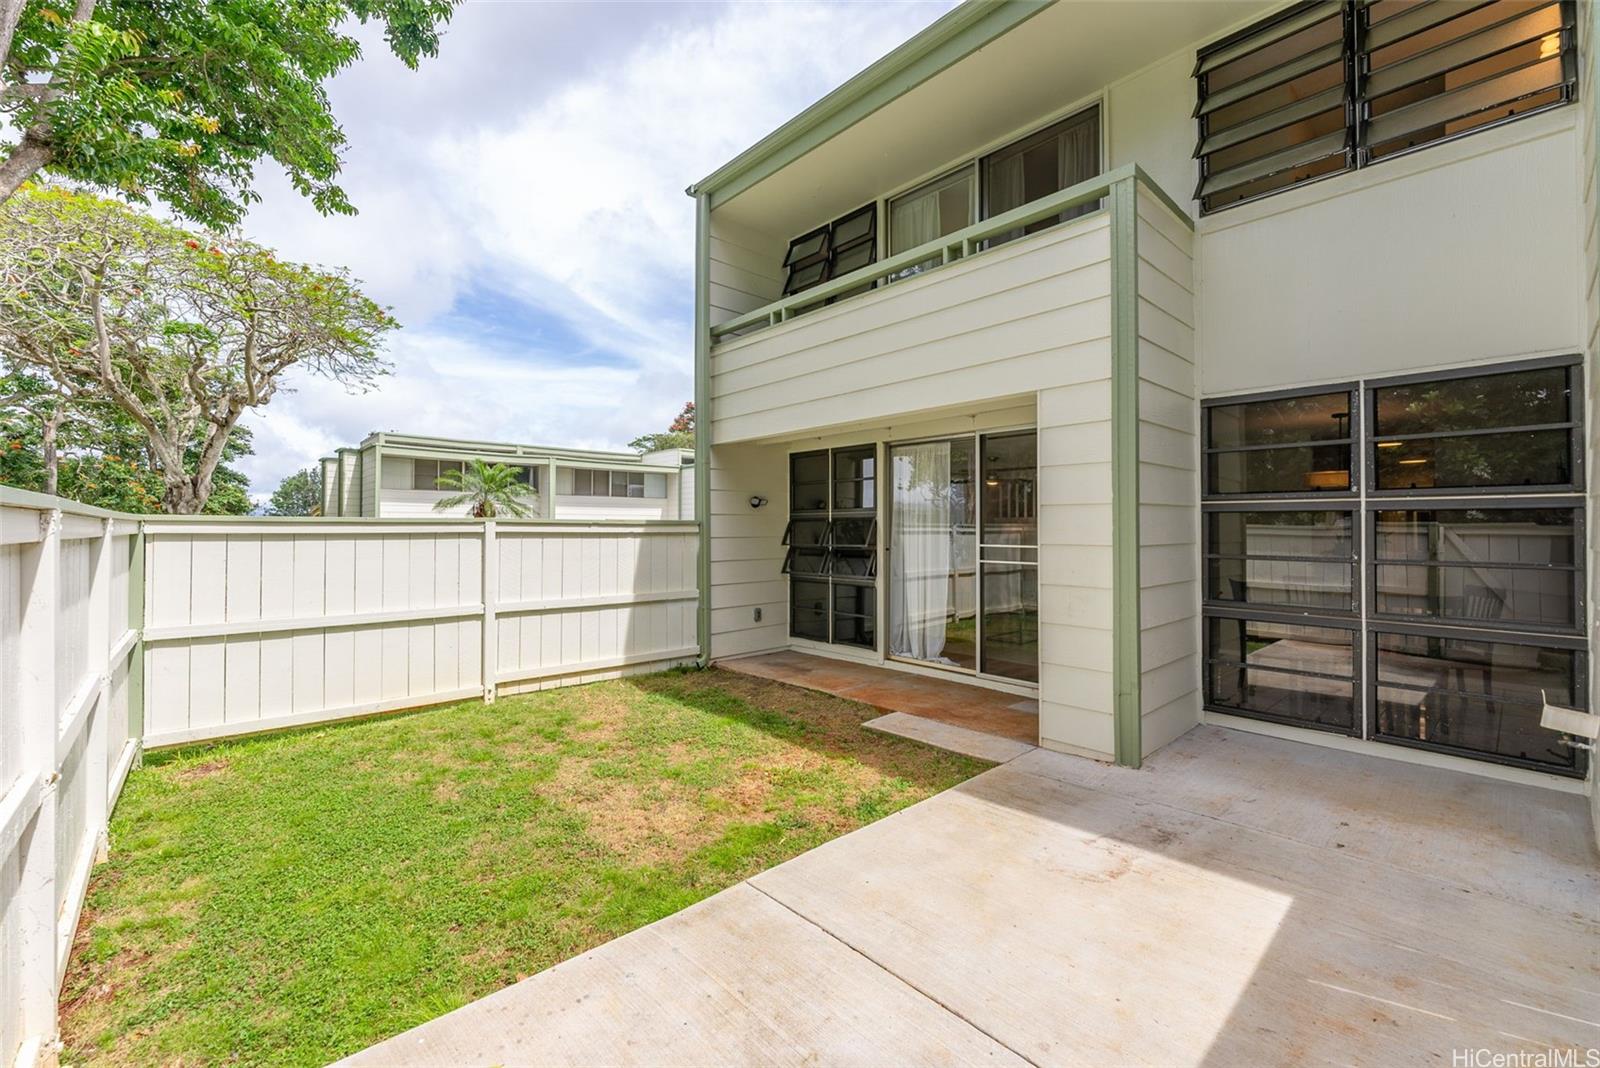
xmin=60 ymin=667 xmax=985 ymax=1068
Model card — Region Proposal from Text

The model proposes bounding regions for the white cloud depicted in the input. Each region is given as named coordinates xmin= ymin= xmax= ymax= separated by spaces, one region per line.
xmin=237 ymin=0 xmax=955 ymax=499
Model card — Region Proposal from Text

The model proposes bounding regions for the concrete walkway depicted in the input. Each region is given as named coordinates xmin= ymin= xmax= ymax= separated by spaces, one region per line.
xmin=344 ymin=727 xmax=1599 ymax=1067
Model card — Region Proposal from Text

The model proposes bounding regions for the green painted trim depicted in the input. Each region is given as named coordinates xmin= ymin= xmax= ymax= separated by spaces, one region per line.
xmin=1109 ymin=174 xmax=1142 ymax=769
xmin=688 ymin=0 xmax=1054 ymax=207
xmin=694 ymin=193 xmax=713 ymax=667
xmin=359 ymin=431 xmax=686 ymax=466
xmin=333 ymin=453 xmax=344 ymax=518
xmin=127 ymin=525 xmax=146 ymax=744
xmin=713 ymin=164 xmax=1134 ymax=339
xmin=1130 ymin=163 xmax=1196 ymax=232
xmin=372 ymin=442 xmax=382 ymax=519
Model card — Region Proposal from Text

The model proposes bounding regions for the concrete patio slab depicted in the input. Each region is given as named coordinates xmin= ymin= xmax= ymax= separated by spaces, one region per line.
xmin=345 ymin=883 xmax=1025 ymax=1068
xmin=864 ymin=711 xmax=1036 ymax=763
xmin=344 ymin=726 xmax=1599 ymax=1067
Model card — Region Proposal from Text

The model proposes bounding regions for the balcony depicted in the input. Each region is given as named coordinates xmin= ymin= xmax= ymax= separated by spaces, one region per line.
xmin=704 ymin=165 xmax=1192 ymax=445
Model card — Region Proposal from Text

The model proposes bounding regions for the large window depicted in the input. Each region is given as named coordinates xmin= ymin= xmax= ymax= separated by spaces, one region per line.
xmin=887 ymin=168 xmax=975 ymax=279
xmin=783 ymin=446 xmax=878 ymax=647
xmin=1203 ymin=358 xmax=1586 ymax=777
xmin=561 ymin=468 xmax=667 ymax=499
xmin=981 ymin=107 xmax=1101 ymax=246
xmin=1194 ymin=0 xmax=1578 ymax=215
xmin=886 ymin=430 xmax=1037 ymax=683
xmin=412 ymin=458 xmax=464 ymax=490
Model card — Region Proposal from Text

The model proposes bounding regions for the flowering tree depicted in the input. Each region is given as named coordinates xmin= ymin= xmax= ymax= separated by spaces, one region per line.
xmin=0 ymin=0 xmax=457 ymax=225
xmin=0 ymin=185 xmax=395 ymax=512
xmin=629 ymin=401 xmax=694 ymax=453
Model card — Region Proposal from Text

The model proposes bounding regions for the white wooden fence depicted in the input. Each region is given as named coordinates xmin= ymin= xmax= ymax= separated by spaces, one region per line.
xmin=0 ymin=490 xmax=698 ymax=1068
xmin=2 ymin=490 xmax=140 ymax=1068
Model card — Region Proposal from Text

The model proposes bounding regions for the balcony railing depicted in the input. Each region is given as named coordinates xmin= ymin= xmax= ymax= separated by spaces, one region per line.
xmin=709 ymin=163 xmax=1189 ymax=342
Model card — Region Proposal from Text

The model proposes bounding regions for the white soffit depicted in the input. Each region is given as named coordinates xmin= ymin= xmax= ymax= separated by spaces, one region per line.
xmin=717 ymin=0 xmax=1274 ymax=239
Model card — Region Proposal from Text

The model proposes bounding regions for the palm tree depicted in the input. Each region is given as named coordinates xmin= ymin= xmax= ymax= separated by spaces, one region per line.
xmin=432 ymin=459 xmax=538 ymax=518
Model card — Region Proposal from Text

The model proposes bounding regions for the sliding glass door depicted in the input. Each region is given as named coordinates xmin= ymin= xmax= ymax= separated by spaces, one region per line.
xmin=889 ymin=430 xmax=1036 ymax=684
xmin=978 ymin=432 xmax=1039 ymax=683
xmin=888 ymin=439 xmax=977 ymax=670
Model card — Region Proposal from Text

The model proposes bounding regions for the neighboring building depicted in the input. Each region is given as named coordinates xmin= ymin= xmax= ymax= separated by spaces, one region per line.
xmin=317 ymin=433 xmax=694 ymax=520
xmin=689 ymin=0 xmax=1600 ymax=794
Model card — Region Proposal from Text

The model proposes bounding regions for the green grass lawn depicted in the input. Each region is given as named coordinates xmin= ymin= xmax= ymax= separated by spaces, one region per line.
xmin=59 ymin=667 xmax=986 ymax=1067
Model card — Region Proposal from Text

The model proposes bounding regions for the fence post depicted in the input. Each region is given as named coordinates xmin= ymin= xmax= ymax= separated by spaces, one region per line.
xmin=15 ymin=507 xmax=61 ymax=1063
xmin=127 ymin=524 xmax=146 ymax=752
xmin=482 ymin=519 xmax=498 ymax=703
xmin=84 ymin=519 xmax=113 ymax=863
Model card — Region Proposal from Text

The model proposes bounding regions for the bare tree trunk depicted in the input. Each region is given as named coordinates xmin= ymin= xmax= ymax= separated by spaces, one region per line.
xmin=40 ymin=405 xmax=61 ymax=497
xmin=162 ymin=477 xmax=205 ymax=515
xmin=0 ymin=0 xmax=27 ymax=84
xmin=0 ymin=127 xmax=52 ymax=203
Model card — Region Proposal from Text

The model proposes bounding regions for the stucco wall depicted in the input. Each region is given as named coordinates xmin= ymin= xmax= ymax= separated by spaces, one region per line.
xmin=1196 ymin=111 xmax=1584 ymax=397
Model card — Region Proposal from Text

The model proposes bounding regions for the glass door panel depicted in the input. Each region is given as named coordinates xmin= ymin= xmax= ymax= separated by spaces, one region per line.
xmin=979 ymin=431 xmax=1039 ymax=682
xmin=889 ymin=438 xmax=977 ymax=670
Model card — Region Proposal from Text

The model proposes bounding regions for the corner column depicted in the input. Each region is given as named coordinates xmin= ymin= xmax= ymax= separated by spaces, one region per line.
xmin=694 ymin=193 xmax=712 ymax=666
xmin=1109 ymin=174 xmax=1144 ymax=768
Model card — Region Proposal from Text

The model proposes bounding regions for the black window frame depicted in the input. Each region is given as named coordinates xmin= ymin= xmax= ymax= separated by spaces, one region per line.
xmin=1367 ymin=498 xmax=1585 ymax=636
xmin=1363 ymin=357 xmax=1584 ymax=498
xmin=1203 ymin=355 xmax=1588 ymax=777
xmin=1202 ymin=382 xmax=1360 ymax=501
xmin=1194 ymin=0 xmax=1580 ymax=216
xmin=785 ymin=444 xmax=878 ymax=647
xmin=780 ymin=204 xmax=879 ymax=299
xmin=1366 ymin=621 xmax=1589 ymax=776
xmin=1202 ymin=502 xmax=1359 ymax=616
xmin=1202 ymin=604 xmax=1362 ymax=735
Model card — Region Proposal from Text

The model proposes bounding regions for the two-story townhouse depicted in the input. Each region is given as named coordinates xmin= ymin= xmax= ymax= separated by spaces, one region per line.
xmin=317 ymin=433 xmax=695 ymax=521
xmin=688 ymin=0 xmax=1600 ymax=809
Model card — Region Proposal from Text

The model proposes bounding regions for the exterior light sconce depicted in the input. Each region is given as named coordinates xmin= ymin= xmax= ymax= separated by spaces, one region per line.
xmin=749 ymin=495 xmax=768 ymax=509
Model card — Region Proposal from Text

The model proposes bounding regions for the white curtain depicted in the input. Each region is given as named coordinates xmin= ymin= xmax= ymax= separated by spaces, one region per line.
xmin=890 ymin=187 xmax=941 ymax=254
xmin=890 ymin=443 xmax=953 ymax=662
xmin=987 ymin=152 xmax=1026 ymax=216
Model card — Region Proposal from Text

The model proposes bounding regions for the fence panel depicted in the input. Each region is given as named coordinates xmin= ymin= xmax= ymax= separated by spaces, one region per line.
xmin=493 ymin=523 xmax=699 ymax=691
xmin=0 ymin=491 xmax=137 ymax=1068
xmin=0 ymin=499 xmax=700 ymax=1067
xmin=139 ymin=518 xmax=701 ymax=743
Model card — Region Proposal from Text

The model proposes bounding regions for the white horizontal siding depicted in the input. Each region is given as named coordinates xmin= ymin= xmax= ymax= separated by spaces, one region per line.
xmin=710 ymin=216 xmax=784 ymax=328
xmin=1135 ymin=187 xmax=1199 ymax=760
xmin=706 ymin=443 xmax=788 ymax=659
xmin=710 ymin=215 xmax=1113 ymax=443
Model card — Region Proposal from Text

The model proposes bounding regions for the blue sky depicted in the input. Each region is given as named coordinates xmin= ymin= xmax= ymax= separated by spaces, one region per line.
xmin=236 ymin=0 xmax=959 ymax=500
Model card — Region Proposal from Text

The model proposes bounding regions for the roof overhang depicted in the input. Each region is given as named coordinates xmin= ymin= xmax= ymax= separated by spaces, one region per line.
xmin=691 ymin=0 xmax=1277 ymax=235
xmin=686 ymin=0 xmax=1051 ymax=207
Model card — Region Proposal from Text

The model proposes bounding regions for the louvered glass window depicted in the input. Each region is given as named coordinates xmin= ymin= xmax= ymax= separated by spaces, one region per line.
xmin=1362 ymin=0 xmax=1576 ymax=161
xmin=1194 ymin=2 xmax=1353 ymax=214
xmin=1194 ymin=1 xmax=1576 ymax=215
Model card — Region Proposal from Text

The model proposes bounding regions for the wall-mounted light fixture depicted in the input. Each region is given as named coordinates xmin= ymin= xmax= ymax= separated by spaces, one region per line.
xmin=748 ymin=495 xmax=768 ymax=509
